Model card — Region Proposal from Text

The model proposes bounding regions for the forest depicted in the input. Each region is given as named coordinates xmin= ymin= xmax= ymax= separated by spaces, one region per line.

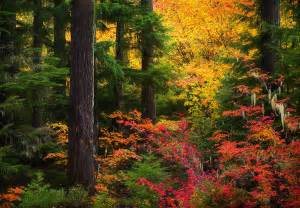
xmin=0 ymin=0 xmax=300 ymax=207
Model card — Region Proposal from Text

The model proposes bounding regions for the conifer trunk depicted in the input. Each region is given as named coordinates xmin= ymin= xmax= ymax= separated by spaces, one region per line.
xmin=0 ymin=0 xmax=17 ymax=106
xmin=261 ymin=0 xmax=280 ymax=73
xmin=0 ymin=0 xmax=16 ymax=71
xmin=68 ymin=0 xmax=95 ymax=193
xmin=295 ymin=2 xmax=300 ymax=27
xmin=53 ymin=0 xmax=67 ymax=66
xmin=114 ymin=19 xmax=127 ymax=110
xmin=141 ymin=0 xmax=156 ymax=122
xmin=32 ymin=0 xmax=43 ymax=128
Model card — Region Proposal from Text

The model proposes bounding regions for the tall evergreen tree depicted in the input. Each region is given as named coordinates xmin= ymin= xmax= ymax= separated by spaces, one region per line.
xmin=0 ymin=0 xmax=17 ymax=130
xmin=260 ymin=0 xmax=280 ymax=73
xmin=0 ymin=0 xmax=16 ymax=73
xmin=32 ymin=0 xmax=44 ymax=127
xmin=53 ymin=0 xmax=68 ymax=66
xmin=68 ymin=0 xmax=96 ymax=192
xmin=96 ymin=0 xmax=133 ymax=111
xmin=114 ymin=18 xmax=127 ymax=110
xmin=141 ymin=0 xmax=156 ymax=122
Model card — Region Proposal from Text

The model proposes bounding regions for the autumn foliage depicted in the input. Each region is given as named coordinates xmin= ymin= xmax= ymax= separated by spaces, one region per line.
xmin=1 ymin=0 xmax=300 ymax=207
xmin=0 ymin=187 xmax=23 ymax=208
xmin=90 ymin=63 xmax=300 ymax=207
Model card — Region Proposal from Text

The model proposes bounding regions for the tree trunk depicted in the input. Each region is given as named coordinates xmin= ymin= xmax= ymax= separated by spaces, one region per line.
xmin=114 ymin=19 xmax=128 ymax=110
xmin=294 ymin=1 xmax=300 ymax=27
xmin=53 ymin=0 xmax=67 ymax=66
xmin=0 ymin=0 xmax=17 ymax=75
xmin=68 ymin=0 xmax=95 ymax=193
xmin=0 ymin=0 xmax=17 ymax=126
xmin=32 ymin=0 xmax=43 ymax=128
xmin=260 ymin=0 xmax=280 ymax=73
xmin=141 ymin=0 xmax=156 ymax=122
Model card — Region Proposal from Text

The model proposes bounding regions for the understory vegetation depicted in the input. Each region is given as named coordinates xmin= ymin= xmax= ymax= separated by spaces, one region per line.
xmin=0 ymin=0 xmax=300 ymax=207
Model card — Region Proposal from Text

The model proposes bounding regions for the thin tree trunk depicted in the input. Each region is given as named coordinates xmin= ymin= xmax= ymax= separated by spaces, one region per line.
xmin=53 ymin=0 xmax=67 ymax=66
xmin=0 ymin=0 xmax=17 ymax=124
xmin=68 ymin=0 xmax=95 ymax=193
xmin=141 ymin=0 xmax=156 ymax=122
xmin=294 ymin=1 xmax=300 ymax=27
xmin=0 ymin=0 xmax=17 ymax=75
xmin=32 ymin=0 xmax=43 ymax=128
xmin=260 ymin=0 xmax=280 ymax=73
xmin=114 ymin=19 xmax=127 ymax=110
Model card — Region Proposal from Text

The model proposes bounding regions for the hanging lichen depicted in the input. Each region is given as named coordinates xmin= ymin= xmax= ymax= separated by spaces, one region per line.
xmin=262 ymin=103 xmax=265 ymax=116
xmin=242 ymin=110 xmax=246 ymax=119
xmin=271 ymin=94 xmax=277 ymax=112
xmin=268 ymin=89 xmax=272 ymax=103
xmin=277 ymin=103 xmax=285 ymax=129
xmin=251 ymin=93 xmax=257 ymax=106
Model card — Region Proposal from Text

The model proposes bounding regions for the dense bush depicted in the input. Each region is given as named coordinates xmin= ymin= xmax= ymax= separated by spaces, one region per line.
xmin=19 ymin=173 xmax=89 ymax=208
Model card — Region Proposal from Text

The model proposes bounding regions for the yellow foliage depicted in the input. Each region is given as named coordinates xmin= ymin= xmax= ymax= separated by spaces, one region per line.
xmin=155 ymin=0 xmax=247 ymax=120
xmin=100 ymin=149 xmax=142 ymax=169
xmin=43 ymin=152 xmax=66 ymax=160
xmin=248 ymin=128 xmax=281 ymax=145
xmin=0 ymin=186 xmax=24 ymax=207
xmin=48 ymin=122 xmax=68 ymax=144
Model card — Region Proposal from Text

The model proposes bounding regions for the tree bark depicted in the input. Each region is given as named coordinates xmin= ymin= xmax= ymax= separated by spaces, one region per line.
xmin=114 ymin=19 xmax=128 ymax=110
xmin=0 ymin=0 xmax=17 ymax=125
xmin=260 ymin=0 xmax=280 ymax=73
xmin=32 ymin=0 xmax=43 ymax=128
xmin=53 ymin=0 xmax=67 ymax=66
xmin=294 ymin=1 xmax=300 ymax=27
xmin=141 ymin=0 xmax=156 ymax=122
xmin=68 ymin=0 xmax=95 ymax=193
xmin=0 ymin=0 xmax=17 ymax=74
